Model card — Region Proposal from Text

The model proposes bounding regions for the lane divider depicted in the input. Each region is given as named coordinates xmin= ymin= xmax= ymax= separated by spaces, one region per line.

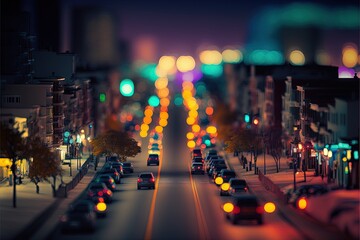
xmin=188 ymin=161 xmax=210 ymax=240
xmin=144 ymin=149 xmax=163 ymax=240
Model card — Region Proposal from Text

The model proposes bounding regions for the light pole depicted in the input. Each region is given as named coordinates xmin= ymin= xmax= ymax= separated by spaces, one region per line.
xmin=292 ymin=143 xmax=298 ymax=191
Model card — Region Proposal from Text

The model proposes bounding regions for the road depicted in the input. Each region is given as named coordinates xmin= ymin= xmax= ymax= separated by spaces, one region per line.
xmin=49 ymin=104 xmax=325 ymax=240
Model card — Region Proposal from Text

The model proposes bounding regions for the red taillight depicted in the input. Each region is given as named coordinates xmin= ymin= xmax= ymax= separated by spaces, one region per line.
xmin=98 ymin=191 xmax=104 ymax=196
xmin=106 ymin=189 xmax=112 ymax=195
xmin=244 ymin=187 xmax=248 ymax=191
xmin=233 ymin=206 xmax=240 ymax=214
xmin=137 ymin=178 xmax=142 ymax=183
xmin=256 ymin=206 xmax=263 ymax=214
xmin=150 ymin=178 xmax=155 ymax=183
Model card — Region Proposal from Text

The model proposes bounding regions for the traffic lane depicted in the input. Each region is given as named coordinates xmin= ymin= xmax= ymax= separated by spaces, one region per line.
xmin=50 ymin=155 xmax=156 ymax=240
xmin=151 ymin=174 xmax=200 ymax=240
xmin=194 ymin=174 xmax=303 ymax=240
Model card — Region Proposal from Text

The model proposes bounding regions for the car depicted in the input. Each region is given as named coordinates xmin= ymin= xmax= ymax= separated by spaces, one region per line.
xmin=87 ymin=182 xmax=113 ymax=203
xmin=288 ymin=184 xmax=329 ymax=207
xmin=219 ymin=169 xmax=236 ymax=183
xmin=192 ymin=148 xmax=202 ymax=158
xmin=147 ymin=154 xmax=159 ymax=166
xmin=210 ymin=164 xmax=228 ymax=179
xmin=109 ymin=162 xmax=124 ymax=177
xmin=94 ymin=174 xmax=116 ymax=192
xmin=106 ymin=156 xmax=120 ymax=163
xmin=99 ymin=168 xmax=121 ymax=183
xmin=207 ymin=158 xmax=226 ymax=173
xmin=223 ymin=195 xmax=264 ymax=225
xmin=90 ymin=196 xmax=108 ymax=218
xmin=60 ymin=200 xmax=97 ymax=233
xmin=122 ymin=162 xmax=134 ymax=174
xmin=192 ymin=157 xmax=204 ymax=164
xmin=228 ymin=178 xmax=248 ymax=196
xmin=191 ymin=162 xmax=205 ymax=175
xmin=137 ymin=172 xmax=156 ymax=190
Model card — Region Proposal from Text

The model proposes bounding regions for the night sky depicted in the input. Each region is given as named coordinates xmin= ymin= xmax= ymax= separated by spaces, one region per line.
xmin=32 ymin=0 xmax=360 ymax=65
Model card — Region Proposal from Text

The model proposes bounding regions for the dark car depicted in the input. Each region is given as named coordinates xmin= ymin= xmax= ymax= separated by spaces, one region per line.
xmin=94 ymin=174 xmax=116 ymax=192
xmin=191 ymin=162 xmax=205 ymax=175
xmin=288 ymin=184 xmax=329 ymax=207
xmin=87 ymin=182 xmax=113 ymax=203
xmin=137 ymin=172 xmax=156 ymax=190
xmin=211 ymin=164 xmax=228 ymax=179
xmin=60 ymin=200 xmax=97 ymax=233
xmin=147 ymin=154 xmax=159 ymax=166
xmin=192 ymin=157 xmax=204 ymax=164
xmin=192 ymin=148 xmax=202 ymax=158
xmin=109 ymin=162 xmax=124 ymax=177
xmin=106 ymin=156 xmax=120 ymax=163
xmin=224 ymin=195 xmax=263 ymax=225
xmin=228 ymin=178 xmax=249 ymax=196
xmin=122 ymin=162 xmax=134 ymax=174
xmin=99 ymin=168 xmax=121 ymax=183
xmin=219 ymin=169 xmax=237 ymax=183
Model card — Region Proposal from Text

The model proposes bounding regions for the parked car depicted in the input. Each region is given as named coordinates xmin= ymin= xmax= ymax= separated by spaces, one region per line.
xmin=122 ymin=162 xmax=134 ymax=174
xmin=60 ymin=200 xmax=97 ymax=233
xmin=191 ymin=162 xmax=205 ymax=175
xmin=287 ymin=184 xmax=329 ymax=208
xmin=223 ymin=195 xmax=264 ymax=225
xmin=137 ymin=172 xmax=156 ymax=190
xmin=147 ymin=154 xmax=159 ymax=166
xmin=94 ymin=174 xmax=116 ymax=192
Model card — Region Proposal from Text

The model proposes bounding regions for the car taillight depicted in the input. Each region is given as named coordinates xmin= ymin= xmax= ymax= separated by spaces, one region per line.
xmin=150 ymin=178 xmax=155 ymax=183
xmin=109 ymin=179 xmax=114 ymax=183
xmin=137 ymin=178 xmax=142 ymax=183
xmin=105 ymin=189 xmax=112 ymax=195
xmin=244 ymin=187 xmax=248 ymax=191
xmin=233 ymin=206 xmax=241 ymax=214
xmin=256 ymin=206 xmax=264 ymax=214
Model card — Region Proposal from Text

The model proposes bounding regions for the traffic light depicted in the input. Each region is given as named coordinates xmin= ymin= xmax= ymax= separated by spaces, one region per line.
xmin=120 ymin=79 xmax=135 ymax=97
xmin=253 ymin=116 xmax=259 ymax=126
xmin=244 ymin=113 xmax=250 ymax=123
xmin=99 ymin=93 xmax=106 ymax=103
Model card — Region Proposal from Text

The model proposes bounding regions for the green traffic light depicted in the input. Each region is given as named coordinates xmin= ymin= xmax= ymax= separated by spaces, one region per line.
xmin=244 ymin=114 xmax=250 ymax=123
xmin=99 ymin=93 xmax=106 ymax=103
xmin=120 ymin=79 xmax=135 ymax=97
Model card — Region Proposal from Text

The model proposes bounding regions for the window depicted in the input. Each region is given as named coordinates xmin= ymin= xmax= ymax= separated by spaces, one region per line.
xmin=3 ymin=95 xmax=21 ymax=104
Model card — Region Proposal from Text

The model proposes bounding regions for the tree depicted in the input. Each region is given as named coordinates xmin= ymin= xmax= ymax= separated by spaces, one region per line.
xmin=0 ymin=122 xmax=26 ymax=208
xmin=27 ymin=137 xmax=62 ymax=196
xmin=91 ymin=130 xmax=141 ymax=161
xmin=266 ymin=127 xmax=283 ymax=173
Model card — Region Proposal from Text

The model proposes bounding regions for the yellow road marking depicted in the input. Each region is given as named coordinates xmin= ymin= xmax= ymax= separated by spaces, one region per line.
xmin=188 ymin=161 xmax=210 ymax=240
xmin=144 ymin=149 xmax=163 ymax=240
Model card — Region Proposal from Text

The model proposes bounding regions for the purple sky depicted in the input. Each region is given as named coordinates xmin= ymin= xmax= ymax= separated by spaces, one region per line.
xmin=64 ymin=0 xmax=359 ymax=65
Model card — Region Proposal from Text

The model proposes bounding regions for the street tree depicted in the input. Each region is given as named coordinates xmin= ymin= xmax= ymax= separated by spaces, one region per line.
xmin=266 ymin=127 xmax=283 ymax=172
xmin=27 ymin=137 xmax=62 ymax=196
xmin=91 ymin=130 xmax=141 ymax=161
xmin=0 ymin=122 xmax=26 ymax=208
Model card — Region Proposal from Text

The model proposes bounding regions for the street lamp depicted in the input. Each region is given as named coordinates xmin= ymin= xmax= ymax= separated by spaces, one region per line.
xmin=292 ymin=143 xmax=298 ymax=191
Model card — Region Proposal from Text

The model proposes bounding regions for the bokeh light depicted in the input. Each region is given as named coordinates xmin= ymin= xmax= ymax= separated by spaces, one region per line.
xmin=289 ymin=50 xmax=305 ymax=65
xmin=176 ymin=56 xmax=196 ymax=72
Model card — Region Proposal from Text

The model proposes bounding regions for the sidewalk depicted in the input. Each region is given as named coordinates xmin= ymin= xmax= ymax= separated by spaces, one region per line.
xmin=222 ymin=150 xmax=351 ymax=240
xmin=0 ymin=154 xmax=104 ymax=240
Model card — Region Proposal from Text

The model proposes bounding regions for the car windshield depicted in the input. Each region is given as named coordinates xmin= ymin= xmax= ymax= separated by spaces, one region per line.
xmin=231 ymin=179 xmax=247 ymax=186
xmin=140 ymin=174 xmax=153 ymax=178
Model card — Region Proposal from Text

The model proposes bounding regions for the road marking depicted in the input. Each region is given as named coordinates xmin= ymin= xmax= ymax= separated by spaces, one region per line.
xmin=188 ymin=161 xmax=210 ymax=240
xmin=144 ymin=149 xmax=163 ymax=240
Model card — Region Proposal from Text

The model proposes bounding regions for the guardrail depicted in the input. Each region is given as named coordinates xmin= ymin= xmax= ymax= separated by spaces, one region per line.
xmin=258 ymin=170 xmax=287 ymax=204
xmin=56 ymin=156 xmax=91 ymax=198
